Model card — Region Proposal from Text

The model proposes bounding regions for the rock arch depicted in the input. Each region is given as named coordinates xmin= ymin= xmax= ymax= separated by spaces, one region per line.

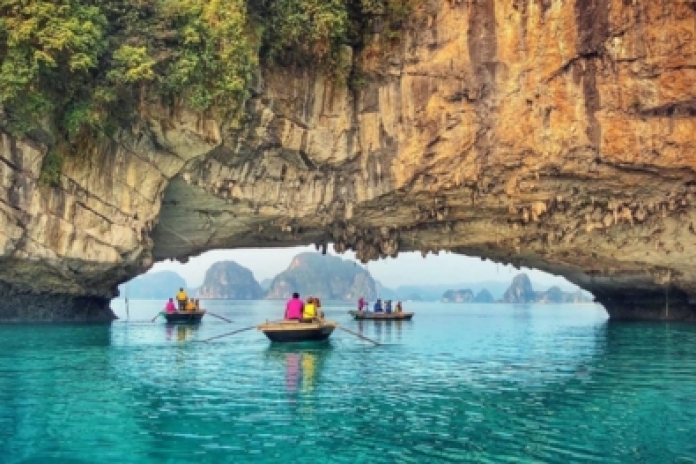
xmin=1 ymin=0 xmax=695 ymax=321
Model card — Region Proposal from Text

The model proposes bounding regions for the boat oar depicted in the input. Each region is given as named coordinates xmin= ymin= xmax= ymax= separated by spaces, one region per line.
xmin=200 ymin=326 xmax=255 ymax=343
xmin=151 ymin=312 xmax=163 ymax=323
xmin=207 ymin=312 xmax=233 ymax=323
xmin=337 ymin=325 xmax=380 ymax=346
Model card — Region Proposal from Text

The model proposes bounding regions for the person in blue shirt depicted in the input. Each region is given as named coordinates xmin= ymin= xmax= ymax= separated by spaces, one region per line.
xmin=385 ymin=300 xmax=392 ymax=314
xmin=373 ymin=299 xmax=383 ymax=312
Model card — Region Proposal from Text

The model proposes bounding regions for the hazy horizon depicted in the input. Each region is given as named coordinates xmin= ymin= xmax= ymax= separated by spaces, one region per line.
xmin=144 ymin=246 xmax=581 ymax=291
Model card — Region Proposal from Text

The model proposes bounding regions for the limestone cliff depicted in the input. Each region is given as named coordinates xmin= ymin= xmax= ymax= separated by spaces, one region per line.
xmin=197 ymin=261 xmax=263 ymax=300
xmin=502 ymin=273 xmax=537 ymax=303
xmin=1 ymin=1 xmax=696 ymax=321
xmin=265 ymin=252 xmax=377 ymax=301
xmin=442 ymin=289 xmax=475 ymax=303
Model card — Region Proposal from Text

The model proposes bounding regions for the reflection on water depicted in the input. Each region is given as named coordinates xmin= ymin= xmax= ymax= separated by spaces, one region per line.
xmin=265 ymin=344 xmax=331 ymax=400
xmin=1 ymin=301 xmax=696 ymax=462
xmin=167 ymin=323 xmax=198 ymax=342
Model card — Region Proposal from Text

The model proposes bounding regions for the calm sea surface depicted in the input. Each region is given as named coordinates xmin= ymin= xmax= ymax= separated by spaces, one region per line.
xmin=1 ymin=300 xmax=696 ymax=463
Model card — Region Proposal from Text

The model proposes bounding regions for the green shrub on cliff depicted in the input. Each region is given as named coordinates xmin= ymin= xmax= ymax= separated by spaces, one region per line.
xmin=0 ymin=0 xmax=420 ymax=141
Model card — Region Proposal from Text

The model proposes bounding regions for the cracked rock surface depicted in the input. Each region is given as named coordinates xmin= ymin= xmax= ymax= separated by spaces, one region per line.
xmin=2 ymin=0 xmax=696 ymax=321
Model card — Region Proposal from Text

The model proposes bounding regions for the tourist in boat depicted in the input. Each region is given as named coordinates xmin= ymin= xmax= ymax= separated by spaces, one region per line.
xmin=373 ymin=299 xmax=383 ymax=312
xmin=194 ymin=299 xmax=201 ymax=311
xmin=395 ymin=301 xmax=403 ymax=313
xmin=314 ymin=297 xmax=324 ymax=319
xmin=385 ymin=300 xmax=392 ymax=314
xmin=285 ymin=292 xmax=304 ymax=320
xmin=303 ymin=297 xmax=317 ymax=322
xmin=176 ymin=288 xmax=188 ymax=311
xmin=185 ymin=298 xmax=196 ymax=312
xmin=358 ymin=296 xmax=365 ymax=312
xmin=164 ymin=298 xmax=176 ymax=313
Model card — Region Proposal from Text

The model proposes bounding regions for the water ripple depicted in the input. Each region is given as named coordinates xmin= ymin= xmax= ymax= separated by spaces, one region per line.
xmin=1 ymin=302 xmax=696 ymax=462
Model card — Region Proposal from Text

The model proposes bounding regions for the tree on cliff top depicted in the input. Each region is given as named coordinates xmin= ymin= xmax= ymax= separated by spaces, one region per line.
xmin=0 ymin=0 xmax=421 ymax=143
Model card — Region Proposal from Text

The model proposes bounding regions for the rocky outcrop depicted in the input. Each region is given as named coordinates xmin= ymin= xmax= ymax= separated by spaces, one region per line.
xmin=265 ymin=252 xmax=377 ymax=301
xmin=119 ymin=271 xmax=187 ymax=300
xmin=2 ymin=1 xmax=696 ymax=320
xmin=442 ymin=289 xmax=475 ymax=303
xmin=197 ymin=261 xmax=263 ymax=300
xmin=502 ymin=273 xmax=537 ymax=304
xmin=474 ymin=289 xmax=495 ymax=303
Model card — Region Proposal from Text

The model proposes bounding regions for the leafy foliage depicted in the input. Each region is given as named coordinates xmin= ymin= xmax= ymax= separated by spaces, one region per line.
xmin=0 ymin=0 xmax=420 ymax=141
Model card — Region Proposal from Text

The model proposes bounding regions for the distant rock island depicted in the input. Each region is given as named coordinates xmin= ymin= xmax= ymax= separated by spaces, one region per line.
xmin=474 ymin=289 xmax=495 ymax=303
xmin=441 ymin=289 xmax=495 ymax=303
xmin=442 ymin=289 xmax=474 ymax=303
xmin=197 ymin=261 xmax=263 ymax=299
xmin=502 ymin=273 xmax=538 ymax=303
xmin=118 ymin=271 xmax=189 ymax=300
xmin=442 ymin=273 xmax=593 ymax=304
xmin=265 ymin=252 xmax=377 ymax=301
xmin=120 ymin=256 xmax=592 ymax=304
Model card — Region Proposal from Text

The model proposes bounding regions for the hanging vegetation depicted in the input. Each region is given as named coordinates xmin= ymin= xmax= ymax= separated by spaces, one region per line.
xmin=0 ymin=0 xmax=420 ymax=140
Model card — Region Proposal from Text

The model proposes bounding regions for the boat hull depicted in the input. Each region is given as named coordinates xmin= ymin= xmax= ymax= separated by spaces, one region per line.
xmin=163 ymin=311 xmax=206 ymax=323
xmin=348 ymin=311 xmax=414 ymax=320
xmin=258 ymin=320 xmax=336 ymax=342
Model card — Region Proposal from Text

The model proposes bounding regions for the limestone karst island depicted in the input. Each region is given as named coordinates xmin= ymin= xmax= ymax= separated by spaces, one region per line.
xmin=3 ymin=2 xmax=696 ymax=462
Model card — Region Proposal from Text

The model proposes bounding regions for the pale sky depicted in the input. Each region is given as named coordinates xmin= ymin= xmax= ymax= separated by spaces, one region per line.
xmin=148 ymin=245 xmax=579 ymax=290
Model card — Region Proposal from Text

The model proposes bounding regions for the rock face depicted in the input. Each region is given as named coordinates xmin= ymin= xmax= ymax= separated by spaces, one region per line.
xmin=265 ymin=253 xmax=377 ymax=301
xmin=442 ymin=289 xmax=475 ymax=303
xmin=502 ymin=274 xmax=537 ymax=304
xmin=197 ymin=261 xmax=263 ymax=300
xmin=503 ymin=274 xmax=594 ymax=304
xmin=535 ymin=287 xmax=592 ymax=304
xmin=119 ymin=271 xmax=187 ymax=300
xmin=2 ymin=1 xmax=696 ymax=320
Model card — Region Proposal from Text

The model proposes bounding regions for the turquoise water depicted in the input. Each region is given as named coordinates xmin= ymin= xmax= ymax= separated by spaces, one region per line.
xmin=2 ymin=301 xmax=696 ymax=463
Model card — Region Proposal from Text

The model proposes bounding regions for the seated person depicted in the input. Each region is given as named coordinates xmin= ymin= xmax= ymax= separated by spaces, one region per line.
xmin=164 ymin=298 xmax=177 ymax=313
xmin=395 ymin=301 xmax=403 ymax=313
xmin=385 ymin=300 xmax=392 ymax=314
xmin=314 ymin=297 xmax=324 ymax=319
xmin=185 ymin=299 xmax=196 ymax=312
xmin=285 ymin=292 xmax=304 ymax=320
xmin=373 ymin=299 xmax=383 ymax=312
xmin=302 ymin=297 xmax=317 ymax=322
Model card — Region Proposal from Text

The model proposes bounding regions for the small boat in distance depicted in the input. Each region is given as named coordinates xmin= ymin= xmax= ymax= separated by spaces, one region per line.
xmin=257 ymin=320 xmax=336 ymax=343
xmin=163 ymin=310 xmax=206 ymax=323
xmin=348 ymin=311 xmax=414 ymax=321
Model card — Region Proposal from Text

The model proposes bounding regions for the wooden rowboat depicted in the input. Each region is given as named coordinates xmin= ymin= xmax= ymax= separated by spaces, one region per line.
xmin=348 ymin=310 xmax=414 ymax=321
xmin=163 ymin=310 xmax=206 ymax=323
xmin=257 ymin=320 xmax=336 ymax=343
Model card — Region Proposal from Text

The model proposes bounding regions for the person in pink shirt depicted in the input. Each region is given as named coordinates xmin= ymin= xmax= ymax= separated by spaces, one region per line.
xmin=285 ymin=293 xmax=304 ymax=320
xmin=358 ymin=296 xmax=365 ymax=311
xmin=164 ymin=298 xmax=177 ymax=313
